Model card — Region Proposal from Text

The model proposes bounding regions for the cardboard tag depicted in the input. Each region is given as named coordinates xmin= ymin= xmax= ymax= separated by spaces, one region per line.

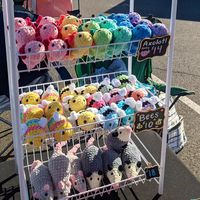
xmin=134 ymin=107 xmax=165 ymax=133
xmin=137 ymin=35 xmax=170 ymax=62
xmin=145 ymin=163 xmax=160 ymax=180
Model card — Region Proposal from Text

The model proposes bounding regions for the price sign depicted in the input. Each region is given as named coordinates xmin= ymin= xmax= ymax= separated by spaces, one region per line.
xmin=145 ymin=164 xmax=160 ymax=180
xmin=134 ymin=107 xmax=165 ymax=133
xmin=137 ymin=35 xmax=170 ymax=62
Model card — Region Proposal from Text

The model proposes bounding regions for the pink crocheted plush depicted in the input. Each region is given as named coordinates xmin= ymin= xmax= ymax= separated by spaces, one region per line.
xmin=36 ymin=15 xmax=56 ymax=26
xmin=15 ymin=26 xmax=35 ymax=50
xmin=19 ymin=40 xmax=46 ymax=70
xmin=86 ymin=92 xmax=106 ymax=109
xmin=14 ymin=17 xmax=27 ymax=31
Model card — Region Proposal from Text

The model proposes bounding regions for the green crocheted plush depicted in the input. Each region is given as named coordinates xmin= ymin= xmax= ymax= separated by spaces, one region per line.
xmin=99 ymin=19 xmax=118 ymax=30
xmin=82 ymin=21 xmax=100 ymax=32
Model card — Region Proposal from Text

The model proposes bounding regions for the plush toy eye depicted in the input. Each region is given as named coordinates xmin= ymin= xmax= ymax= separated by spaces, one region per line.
xmin=53 ymin=99 xmax=56 ymax=101
xmin=73 ymin=99 xmax=76 ymax=103
xmin=52 ymin=43 xmax=55 ymax=47
xmin=28 ymin=48 xmax=31 ymax=52
xmin=76 ymin=19 xmax=79 ymax=22
xmin=78 ymin=34 xmax=82 ymax=38
xmin=109 ymin=123 xmax=112 ymax=127
xmin=93 ymin=117 xmax=95 ymax=121
xmin=57 ymin=108 xmax=60 ymax=112
xmin=62 ymin=45 xmax=65 ymax=49
xmin=85 ymin=24 xmax=88 ymax=28
xmin=43 ymin=26 xmax=47 ymax=30
xmin=44 ymin=17 xmax=47 ymax=20
xmin=62 ymin=131 xmax=65 ymax=135
xmin=128 ymin=117 xmax=132 ymax=120
xmin=60 ymin=191 xmax=63 ymax=195
xmin=26 ymin=99 xmax=29 ymax=102
xmin=38 ymin=44 xmax=41 ymax=47
xmin=130 ymin=17 xmax=133 ymax=20
xmin=54 ymin=197 xmax=58 ymax=200
xmin=137 ymin=27 xmax=140 ymax=30
xmin=97 ymin=177 xmax=100 ymax=180
xmin=30 ymin=141 xmax=33 ymax=145
xmin=155 ymin=25 xmax=158 ymax=28
xmin=36 ymin=99 xmax=39 ymax=102
xmin=48 ymin=106 xmax=51 ymax=109
xmin=82 ymin=179 xmax=85 ymax=183
xmin=119 ymin=131 xmax=122 ymax=134
xmin=18 ymin=30 xmax=21 ymax=33
xmin=44 ymin=192 xmax=48 ymax=196
xmin=118 ymin=28 xmax=121 ymax=31
xmin=64 ymin=26 xmax=68 ymax=30
xmin=90 ymin=177 xmax=92 ymax=181
xmin=128 ymin=165 xmax=131 ymax=169
xmin=66 ymin=88 xmax=69 ymax=91
xmin=40 ymin=139 xmax=43 ymax=143
xmin=84 ymin=120 xmax=87 ymax=124
xmin=54 ymin=28 xmax=57 ymax=31
xmin=103 ymin=21 xmax=106 ymax=24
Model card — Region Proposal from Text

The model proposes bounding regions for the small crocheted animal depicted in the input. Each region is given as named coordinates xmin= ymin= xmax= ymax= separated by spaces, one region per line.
xmin=108 ymin=13 xmax=128 ymax=25
xmin=85 ymin=92 xmax=106 ymax=109
xmin=98 ymin=77 xmax=113 ymax=94
xmin=42 ymin=85 xmax=60 ymax=102
xmin=141 ymin=96 xmax=159 ymax=111
xmin=60 ymin=24 xmax=78 ymax=40
xmin=19 ymin=90 xmax=43 ymax=105
xmin=151 ymin=23 xmax=168 ymax=37
xmin=128 ymin=12 xmax=141 ymax=26
xmin=138 ymin=19 xmax=153 ymax=28
xmin=81 ymin=137 xmax=103 ymax=189
xmin=105 ymin=126 xmax=132 ymax=153
xmin=48 ymin=112 xmax=73 ymax=142
xmin=21 ymin=117 xmax=48 ymax=148
xmin=121 ymin=142 xmax=142 ymax=178
xmin=14 ymin=17 xmax=28 ymax=31
xmin=36 ymin=15 xmax=56 ymax=26
xmin=30 ymin=160 xmax=54 ymax=200
xmin=60 ymin=83 xmax=76 ymax=102
xmin=102 ymin=148 xmax=123 ymax=189
xmin=99 ymin=19 xmax=118 ymax=30
xmin=67 ymin=144 xmax=87 ymax=193
xmin=82 ymin=21 xmax=100 ymax=32
xmin=48 ymin=143 xmax=71 ymax=199
xmin=58 ymin=15 xmax=82 ymax=28
xmin=84 ymin=83 xmax=99 ymax=95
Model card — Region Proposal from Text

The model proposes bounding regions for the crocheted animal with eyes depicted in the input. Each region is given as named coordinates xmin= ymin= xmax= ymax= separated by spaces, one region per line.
xmin=60 ymin=24 xmax=78 ymax=40
xmin=99 ymin=19 xmax=118 ymax=30
xmin=105 ymin=126 xmax=132 ymax=153
xmin=81 ymin=137 xmax=103 ymax=189
xmin=121 ymin=142 xmax=142 ymax=178
xmin=102 ymin=148 xmax=123 ymax=189
xmin=21 ymin=117 xmax=48 ymax=148
xmin=68 ymin=108 xmax=101 ymax=132
xmin=141 ymin=96 xmax=159 ymax=111
xmin=30 ymin=160 xmax=54 ymax=200
xmin=126 ymin=85 xmax=146 ymax=101
xmin=128 ymin=12 xmax=141 ymax=26
xmin=98 ymin=77 xmax=113 ymax=94
xmin=48 ymin=112 xmax=73 ymax=142
xmin=15 ymin=17 xmax=27 ymax=31
xmin=67 ymin=144 xmax=87 ymax=193
xmin=48 ymin=143 xmax=71 ymax=199
xmin=58 ymin=15 xmax=82 ymax=28
xmin=42 ymin=85 xmax=60 ymax=102
xmin=60 ymin=83 xmax=76 ymax=102
xmin=85 ymin=92 xmax=106 ymax=109
xmin=82 ymin=21 xmax=100 ymax=32
xmin=108 ymin=13 xmax=128 ymax=25
xmin=36 ymin=15 xmax=56 ymax=26
xmin=19 ymin=90 xmax=43 ymax=105
xmin=151 ymin=23 xmax=169 ymax=37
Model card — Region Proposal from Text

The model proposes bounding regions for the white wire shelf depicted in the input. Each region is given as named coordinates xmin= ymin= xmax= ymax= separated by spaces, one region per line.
xmin=24 ymin=127 xmax=159 ymax=200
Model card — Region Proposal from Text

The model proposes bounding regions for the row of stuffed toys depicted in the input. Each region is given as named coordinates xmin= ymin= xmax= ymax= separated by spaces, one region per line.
xmin=19 ymin=74 xmax=159 ymax=148
xmin=30 ymin=126 xmax=142 ymax=199
xmin=15 ymin=12 xmax=169 ymax=70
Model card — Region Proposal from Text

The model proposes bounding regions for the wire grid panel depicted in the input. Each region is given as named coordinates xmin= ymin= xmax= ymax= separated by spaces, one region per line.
xmin=17 ymin=40 xmax=139 ymax=73
xmin=23 ymin=128 xmax=159 ymax=200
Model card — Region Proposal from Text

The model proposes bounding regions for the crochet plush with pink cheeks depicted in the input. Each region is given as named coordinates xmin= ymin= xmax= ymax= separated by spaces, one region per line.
xmin=15 ymin=26 xmax=35 ymax=50
xmin=19 ymin=40 xmax=46 ymax=70
xmin=15 ymin=17 xmax=27 ymax=31
xmin=47 ymin=39 xmax=68 ymax=62
xmin=36 ymin=15 xmax=56 ymax=26
xmin=85 ymin=92 xmax=106 ymax=109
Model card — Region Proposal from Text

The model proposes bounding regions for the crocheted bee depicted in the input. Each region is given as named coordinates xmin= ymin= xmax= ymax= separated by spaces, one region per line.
xmin=98 ymin=77 xmax=113 ymax=94
xmin=21 ymin=117 xmax=48 ymax=148
xmin=20 ymin=104 xmax=44 ymax=123
xmin=48 ymin=112 xmax=73 ymax=142
xmin=42 ymin=85 xmax=60 ymax=102
xmin=68 ymin=108 xmax=101 ymax=132
xmin=84 ymin=83 xmax=99 ymax=95
xmin=19 ymin=89 xmax=43 ymax=105
xmin=42 ymin=100 xmax=64 ymax=120
xmin=60 ymin=83 xmax=76 ymax=102
xmin=63 ymin=95 xmax=87 ymax=113
xmin=30 ymin=160 xmax=54 ymax=200
xmin=85 ymin=92 xmax=106 ymax=109
xmin=81 ymin=137 xmax=103 ymax=189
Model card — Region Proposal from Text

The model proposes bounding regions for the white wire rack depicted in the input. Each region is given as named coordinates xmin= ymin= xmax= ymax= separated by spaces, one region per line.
xmin=2 ymin=0 xmax=178 ymax=199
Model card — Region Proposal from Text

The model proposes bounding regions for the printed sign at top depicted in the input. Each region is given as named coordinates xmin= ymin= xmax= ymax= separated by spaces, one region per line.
xmin=137 ymin=35 xmax=170 ymax=62
xmin=134 ymin=107 xmax=165 ymax=133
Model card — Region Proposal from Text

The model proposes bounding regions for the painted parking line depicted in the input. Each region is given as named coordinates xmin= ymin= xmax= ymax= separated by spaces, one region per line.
xmin=152 ymin=74 xmax=200 ymax=115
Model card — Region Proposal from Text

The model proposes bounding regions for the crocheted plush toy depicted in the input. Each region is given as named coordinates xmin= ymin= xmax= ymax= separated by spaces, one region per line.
xmin=102 ymin=147 xmax=123 ymax=189
xmin=89 ymin=28 xmax=112 ymax=59
xmin=99 ymin=19 xmax=118 ymax=30
xmin=16 ymin=26 xmax=35 ymax=50
xmin=42 ymin=100 xmax=64 ymax=119
xmin=20 ymin=104 xmax=44 ymax=123
xmin=30 ymin=160 xmax=54 ymax=200
xmin=119 ymin=20 xmax=133 ymax=29
xmin=60 ymin=24 xmax=78 ymax=40
xmin=111 ymin=74 xmax=137 ymax=89
xmin=151 ymin=23 xmax=169 ymax=37
xmin=91 ymin=15 xmax=107 ymax=23
xmin=19 ymin=90 xmax=43 ymax=105
xmin=67 ymin=144 xmax=87 ymax=193
xmin=141 ymin=96 xmax=159 ymax=111
xmin=68 ymin=108 xmax=101 ymax=132
xmin=128 ymin=12 xmax=141 ymax=26
xmin=14 ymin=17 xmax=28 ymax=31
xmin=121 ymin=142 xmax=142 ymax=178
xmin=108 ymin=13 xmax=128 ymax=25
xmin=98 ymin=77 xmax=113 ymax=94
xmin=19 ymin=40 xmax=46 ymax=70
xmin=138 ymin=19 xmax=153 ymax=28
xmin=48 ymin=143 xmax=71 ymax=199
xmin=105 ymin=126 xmax=132 ymax=153
xmin=67 ymin=31 xmax=93 ymax=59
xmin=126 ymin=88 xmax=146 ymax=101
xmin=48 ymin=112 xmax=73 ymax=142
xmin=47 ymin=39 xmax=68 ymax=62
xmin=112 ymin=97 xmax=142 ymax=126
xmin=36 ymin=15 xmax=56 ymax=26
xmin=108 ymin=26 xmax=132 ymax=56
xmin=42 ymin=85 xmax=60 ymax=102
xmin=98 ymin=105 xmax=125 ymax=131
xmin=81 ymin=137 xmax=103 ymax=189
xmin=84 ymin=83 xmax=99 ymax=95
xmin=130 ymin=24 xmax=152 ymax=54
xmin=85 ymin=92 xmax=106 ymax=109
xmin=82 ymin=21 xmax=100 ymax=32
xmin=60 ymin=83 xmax=76 ymax=102
xmin=57 ymin=15 xmax=82 ymax=28
xmin=103 ymin=88 xmax=127 ymax=105
xmin=21 ymin=117 xmax=48 ymax=148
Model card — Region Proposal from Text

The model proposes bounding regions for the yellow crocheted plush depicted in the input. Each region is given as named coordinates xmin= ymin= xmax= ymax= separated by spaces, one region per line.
xmin=42 ymin=100 xmax=64 ymax=119
xmin=48 ymin=112 xmax=74 ymax=142
xmin=19 ymin=90 xmax=43 ymax=105
xmin=61 ymin=24 xmax=78 ymax=40
xmin=58 ymin=15 xmax=82 ymax=28
xmin=84 ymin=84 xmax=99 ymax=95
xmin=41 ymin=85 xmax=60 ymax=102
xmin=21 ymin=118 xmax=48 ymax=148
xmin=60 ymin=83 xmax=76 ymax=102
